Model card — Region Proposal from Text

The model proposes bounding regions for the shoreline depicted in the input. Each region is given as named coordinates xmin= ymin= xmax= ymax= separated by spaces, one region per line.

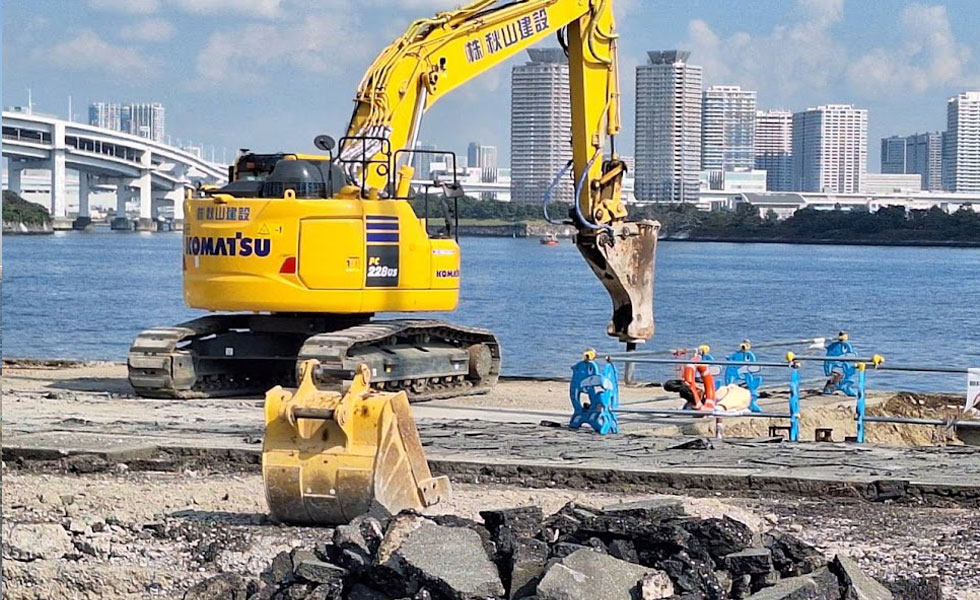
xmin=5 ymin=223 xmax=978 ymax=247
xmin=660 ymin=235 xmax=980 ymax=248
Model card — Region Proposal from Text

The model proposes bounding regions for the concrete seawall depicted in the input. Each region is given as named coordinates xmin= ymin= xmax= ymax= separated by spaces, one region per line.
xmin=2 ymin=220 xmax=54 ymax=235
xmin=433 ymin=222 xmax=578 ymax=238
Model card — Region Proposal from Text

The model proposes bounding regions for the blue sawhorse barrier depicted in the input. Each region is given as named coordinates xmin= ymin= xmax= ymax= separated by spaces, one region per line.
xmin=569 ymin=351 xmax=620 ymax=435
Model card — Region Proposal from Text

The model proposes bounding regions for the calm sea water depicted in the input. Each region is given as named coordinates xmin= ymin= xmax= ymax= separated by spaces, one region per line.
xmin=3 ymin=230 xmax=978 ymax=392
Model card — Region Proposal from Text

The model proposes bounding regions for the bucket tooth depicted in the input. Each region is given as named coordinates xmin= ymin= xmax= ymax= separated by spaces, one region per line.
xmin=262 ymin=361 xmax=451 ymax=525
xmin=576 ymin=220 xmax=660 ymax=343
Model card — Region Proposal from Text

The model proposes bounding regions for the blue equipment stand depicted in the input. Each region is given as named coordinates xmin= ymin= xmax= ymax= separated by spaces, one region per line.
xmin=569 ymin=357 xmax=620 ymax=435
xmin=824 ymin=337 xmax=858 ymax=397
xmin=788 ymin=362 xmax=801 ymax=442
xmin=724 ymin=348 xmax=763 ymax=413
xmin=855 ymin=364 xmax=867 ymax=443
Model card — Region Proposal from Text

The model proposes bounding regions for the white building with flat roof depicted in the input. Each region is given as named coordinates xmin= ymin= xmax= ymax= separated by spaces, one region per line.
xmin=791 ymin=104 xmax=867 ymax=193
xmin=943 ymin=92 xmax=980 ymax=192
xmin=634 ymin=50 xmax=702 ymax=203
xmin=699 ymin=169 xmax=767 ymax=192
xmin=510 ymin=49 xmax=572 ymax=204
xmin=701 ymin=85 xmax=756 ymax=171
xmin=862 ymin=173 xmax=921 ymax=194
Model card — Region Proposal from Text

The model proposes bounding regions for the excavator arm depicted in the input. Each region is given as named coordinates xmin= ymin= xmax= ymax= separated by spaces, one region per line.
xmin=341 ymin=0 xmax=658 ymax=342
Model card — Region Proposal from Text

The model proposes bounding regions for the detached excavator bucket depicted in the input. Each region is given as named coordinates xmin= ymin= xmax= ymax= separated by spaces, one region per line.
xmin=262 ymin=360 xmax=451 ymax=525
xmin=576 ymin=220 xmax=660 ymax=343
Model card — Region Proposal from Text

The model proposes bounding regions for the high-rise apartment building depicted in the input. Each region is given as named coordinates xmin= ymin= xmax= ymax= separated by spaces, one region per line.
xmin=88 ymin=101 xmax=165 ymax=142
xmin=122 ymin=102 xmax=165 ymax=142
xmin=880 ymin=136 xmax=907 ymax=174
xmin=510 ymin=48 xmax=572 ymax=203
xmin=467 ymin=143 xmax=498 ymax=170
xmin=88 ymin=102 xmax=122 ymax=131
xmin=791 ymin=104 xmax=867 ymax=193
xmin=754 ymin=109 xmax=793 ymax=191
xmin=701 ymin=85 xmax=756 ymax=171
xmin=943 ymin=92 xmax=980 ymax=192
xmin=906 ymin=132 xmax=943 ymax=191
xmin=635 ymin=50 xmax=702 ymax=203
xmin=411 ymin=142 xmax=440 ymax=178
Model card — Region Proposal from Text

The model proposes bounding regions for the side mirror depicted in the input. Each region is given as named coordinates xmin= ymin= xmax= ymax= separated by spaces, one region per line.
xmin=313 ymin=135 xmax=336 ymax=153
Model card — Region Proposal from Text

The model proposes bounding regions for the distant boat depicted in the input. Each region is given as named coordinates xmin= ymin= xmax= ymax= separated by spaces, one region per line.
xmin=540 ymin=233 xmax=559 ymax=246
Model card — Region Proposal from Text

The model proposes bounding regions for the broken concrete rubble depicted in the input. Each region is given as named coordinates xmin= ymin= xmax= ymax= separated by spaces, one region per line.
xmin=183 ymin=572 xmax=249 ymax=600
xmin=727 ymin=548 xmax=775 ymax=576
xmin=743 ymin=567 xmax=841 ymax=600
xmin=507 ymin=537 xmax=549 ymax=599
xmin=190 ymin=499 xmax=916 ymax=600
xmin=639 ymin=570 xmax=674 ymax=600
xmin=536 ymin=548 xmax=664 ymax=600
xmin=378 ymin=521 xmax=504 ymax=599
xmin=829 ymin=556 xmax=893 ymax=600
xmin=2 ymin=522 xmax=73 ymax=561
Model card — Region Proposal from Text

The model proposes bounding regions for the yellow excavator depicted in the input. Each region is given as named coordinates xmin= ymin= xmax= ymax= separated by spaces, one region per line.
xmin=129 ymin=0 xmax=658 ymax=523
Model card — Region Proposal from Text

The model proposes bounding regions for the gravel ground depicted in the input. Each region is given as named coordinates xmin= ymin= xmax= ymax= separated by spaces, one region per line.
xmin=2 ymin=468 xmax=977 ymax=599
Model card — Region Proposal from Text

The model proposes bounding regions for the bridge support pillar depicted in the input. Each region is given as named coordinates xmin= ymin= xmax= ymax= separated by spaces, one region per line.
xmin=154 ymin=187 xmax=185 ymax=231
xmin=136 ymin=150 xmax=155 ymax=232
xmin=72 ymin=173 xmax=94 ymax=230
xmin=50 ymin=122 xmax=72 ymax=230
xmin=7 ymin=163 xmax=23 ymax=195
xmin=173 ymin=187 xmax=186 ymax=230
xmin=111 ymin=180 xmax=133 ymax=231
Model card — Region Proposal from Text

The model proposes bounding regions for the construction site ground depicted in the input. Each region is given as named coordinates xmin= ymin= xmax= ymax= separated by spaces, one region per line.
xmin=3 ymin=360 xmax=979 ymax=598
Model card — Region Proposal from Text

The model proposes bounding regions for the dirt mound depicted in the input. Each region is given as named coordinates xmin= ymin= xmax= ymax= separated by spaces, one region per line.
xmin=683 ymin=392 xmax=972 ymax=446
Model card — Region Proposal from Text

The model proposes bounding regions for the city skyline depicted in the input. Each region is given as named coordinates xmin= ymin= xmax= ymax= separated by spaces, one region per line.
xmin=5 ymin=1 xmax=980 ymax=171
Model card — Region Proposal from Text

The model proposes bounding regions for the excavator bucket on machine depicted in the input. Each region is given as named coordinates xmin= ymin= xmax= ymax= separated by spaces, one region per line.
xmin=262 ymin=360 xmax=451 ymax=525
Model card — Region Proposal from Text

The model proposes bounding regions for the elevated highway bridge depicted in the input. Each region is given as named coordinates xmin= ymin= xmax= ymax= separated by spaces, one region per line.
xmin=2 ymin=110 xmax=227 ymax=230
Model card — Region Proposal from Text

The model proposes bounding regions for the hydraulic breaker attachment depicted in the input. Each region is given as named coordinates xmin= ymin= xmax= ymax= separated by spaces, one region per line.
xmin=576 ymin=221 xmax=660 ymax=343
xmin=262 ymin=360 xmax=451 ymax=525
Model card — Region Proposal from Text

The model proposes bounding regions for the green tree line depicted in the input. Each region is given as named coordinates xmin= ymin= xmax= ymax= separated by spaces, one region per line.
xmin=412 ymin=195 xmax=980 ymax=243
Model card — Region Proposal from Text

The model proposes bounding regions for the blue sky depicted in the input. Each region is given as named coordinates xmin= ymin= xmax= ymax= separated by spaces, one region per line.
xmin=4 ymin=0 xmax=980 ymax=169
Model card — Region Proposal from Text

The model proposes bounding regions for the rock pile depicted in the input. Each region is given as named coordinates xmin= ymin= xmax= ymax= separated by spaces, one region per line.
xmin=184 ymin=499 xmax=919 ymax=600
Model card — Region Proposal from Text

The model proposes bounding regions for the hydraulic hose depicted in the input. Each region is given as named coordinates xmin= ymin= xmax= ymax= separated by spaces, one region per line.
xmin=574 ymin=148 xmax=614 ymax=234
xmin=541 ymin=161 xmax=574 ymax=224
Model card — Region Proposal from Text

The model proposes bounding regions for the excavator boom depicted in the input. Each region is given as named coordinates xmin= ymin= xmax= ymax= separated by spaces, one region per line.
xmin=259 ymin=0 xmax=658 ymax=526
xmin=342 ymin=0 xmax=659 ymax=342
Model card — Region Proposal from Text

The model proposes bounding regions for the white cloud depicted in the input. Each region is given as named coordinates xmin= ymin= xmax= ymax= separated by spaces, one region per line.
xmin=88 ymin=0 xmax=159 ymax=14
xmin=681 ymin=0 xmax=845 ymax=106
xmin=173 ymin=0 xmax=285 ymax=18
xmin=195 ymin=14 xmax=369 ymax=87
xmin=119 ymin=18 xmax=175 ymax=43
xmin=39 ymin=30 xmax=159 ymax=78
xmin=796 ymin=0 xmax=844 ymax=24
xmin=846 ymin=4 xmax=973 ymax=95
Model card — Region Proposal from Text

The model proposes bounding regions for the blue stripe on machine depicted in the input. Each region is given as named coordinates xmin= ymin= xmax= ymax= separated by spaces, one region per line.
xmin=367 ymin=233 xmax=399 ymax=243
xmin=366 ymin=215 xmax=399 ymax=221
xmin=366 ymin=222 xmax=399 ymax=230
